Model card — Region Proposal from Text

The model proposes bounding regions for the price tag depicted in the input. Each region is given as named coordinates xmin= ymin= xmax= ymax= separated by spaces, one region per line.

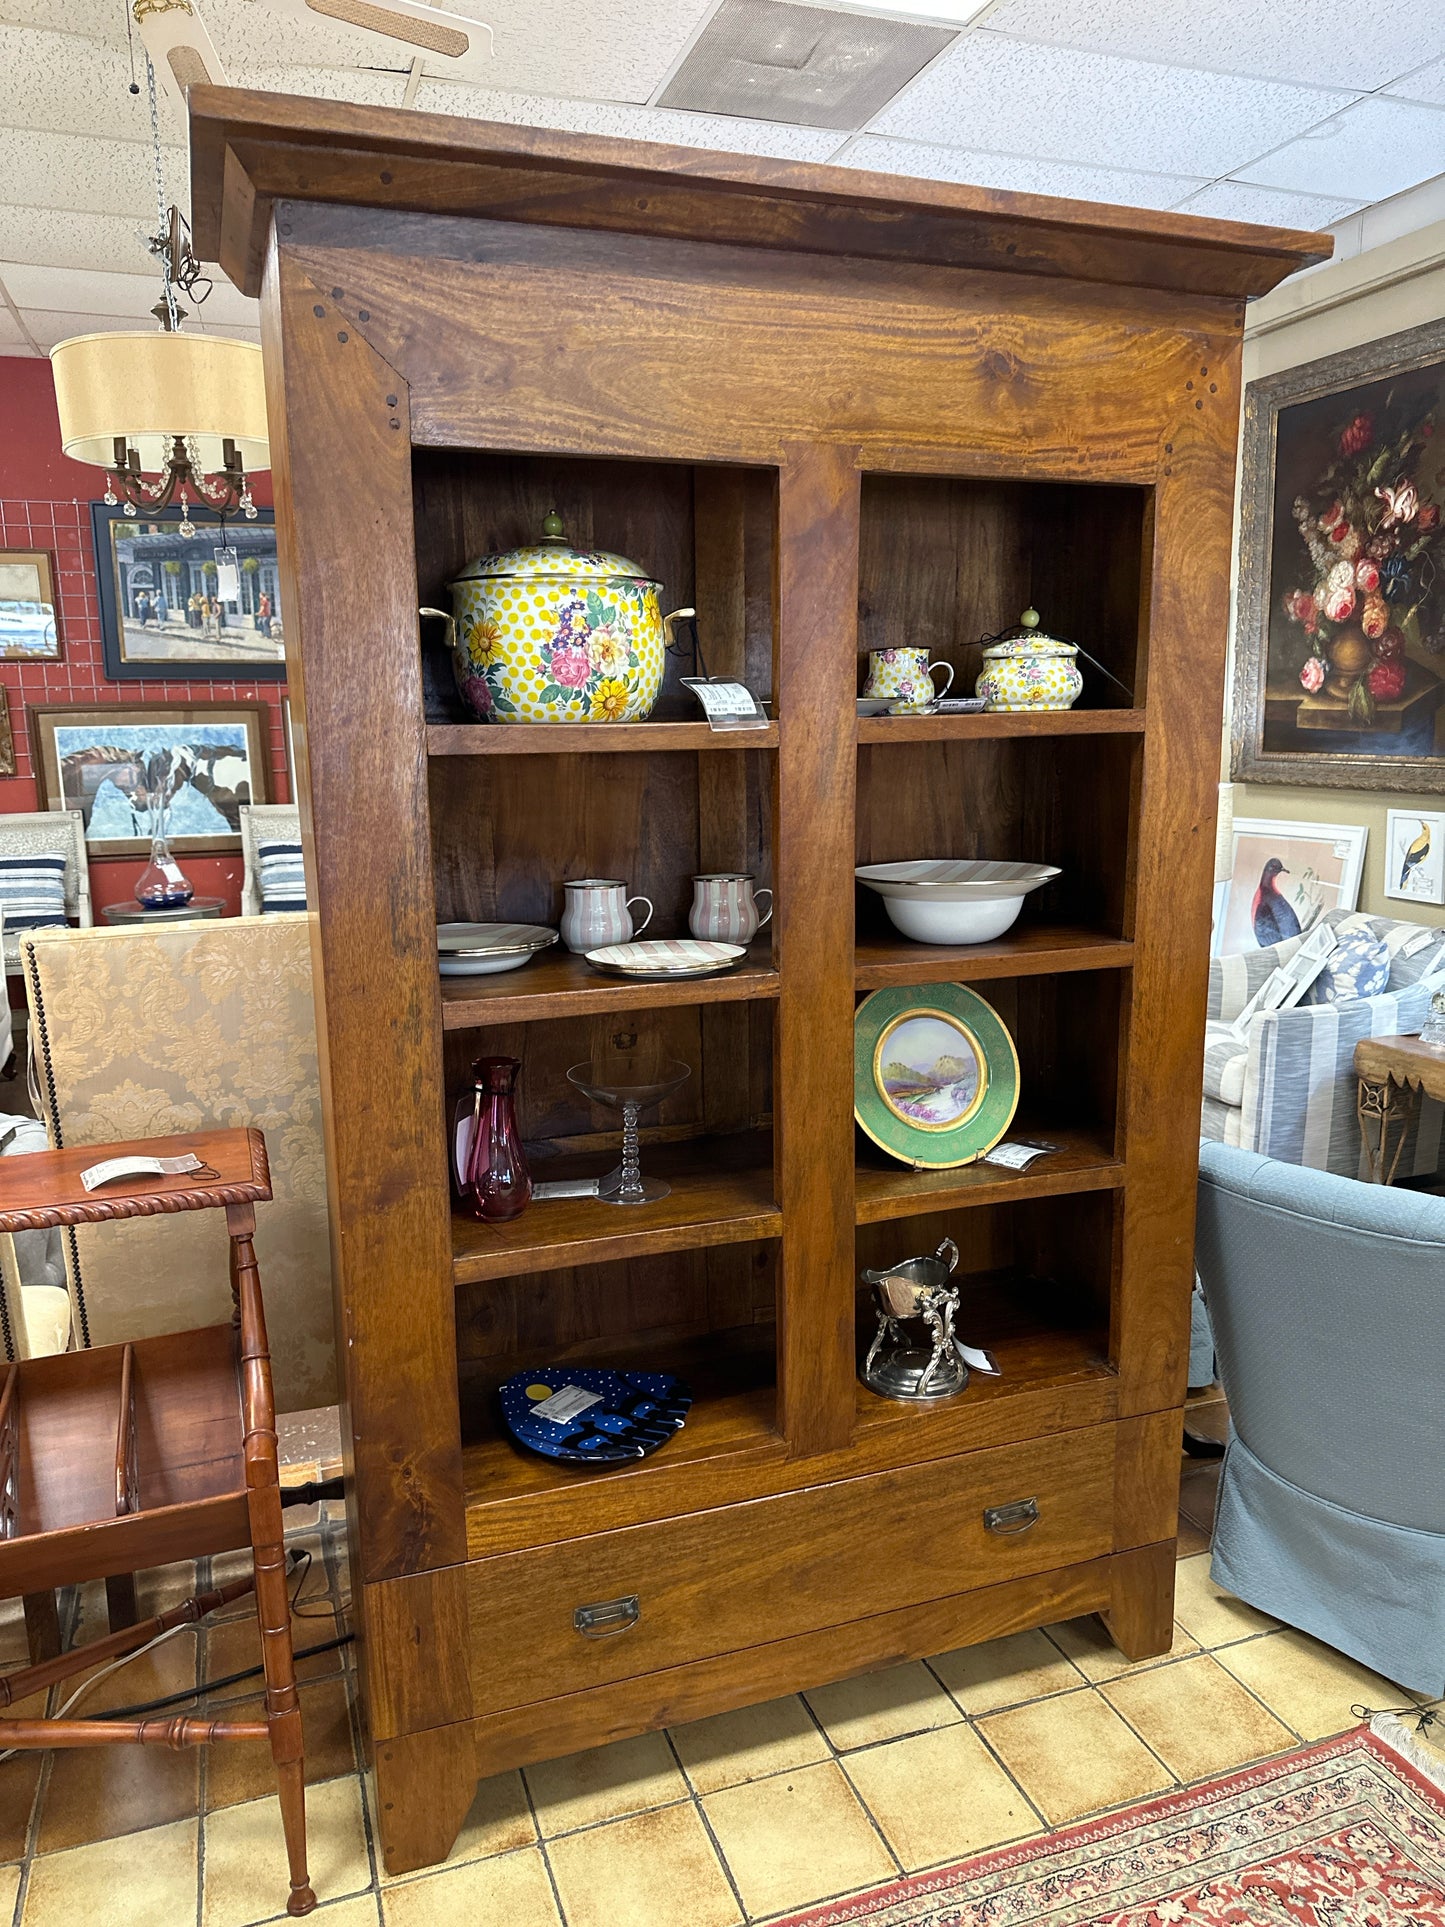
xmin=215 ymin=546 xmax=240 ymax=603
xmin=982 ymin=1141 xmax=1057 ymax=1171
xmin=681 ymin=678 xmax=770 ymax=731
xmin=80 ymin=1152 xmax=206 ymax=1192
xmin=530 ymin=1384 xmax=603 ymax=1425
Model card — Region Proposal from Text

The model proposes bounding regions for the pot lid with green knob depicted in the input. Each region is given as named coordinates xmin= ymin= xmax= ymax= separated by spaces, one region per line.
xmin=979 ymin=607 xmax=1078 ymax=660
xmin=449 ymin=510 xmax=661 ymax=587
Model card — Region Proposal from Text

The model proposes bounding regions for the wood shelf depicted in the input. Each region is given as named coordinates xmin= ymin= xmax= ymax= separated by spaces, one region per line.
xmin=428 ymin=720 xmax=778 ymax=755
xmin=441 ymin=945 xmax=779 ymax=1028
xmin=855 ymin=1125 xmax=1123 ymax=1225
xmin=857 ymin=709 xmax=1146 ymax=744
xmin=855 ymin=928 xmax=1133 ymax=988
xmin=451 ymin=1133 xmax=780 ymax=1285
xmin=460 ymin=1325 xmax=780 ymax=1534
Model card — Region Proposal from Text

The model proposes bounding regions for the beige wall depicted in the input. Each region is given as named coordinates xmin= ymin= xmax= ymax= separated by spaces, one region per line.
xmin=1225 ymin=215 xmax=1445 ymax=927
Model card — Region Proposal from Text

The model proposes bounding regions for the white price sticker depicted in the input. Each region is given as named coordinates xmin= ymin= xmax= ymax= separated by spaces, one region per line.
xmin=530 ymin=1384 xmax=603 ymax=1426
xmin=982 ymin=1141 xmax=1055 ymax=1171
xmin=80 ymin=1152 xmax=206 ymax=1192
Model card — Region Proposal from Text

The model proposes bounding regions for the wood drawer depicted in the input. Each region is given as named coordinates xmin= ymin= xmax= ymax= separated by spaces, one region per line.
xmin=467 ymin=1422 xmax=1119 ymax=1714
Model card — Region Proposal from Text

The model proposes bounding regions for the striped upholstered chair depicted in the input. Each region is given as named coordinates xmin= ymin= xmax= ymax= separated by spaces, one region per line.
xmin=1201 ymin=910 xmax=1445 ymax=1181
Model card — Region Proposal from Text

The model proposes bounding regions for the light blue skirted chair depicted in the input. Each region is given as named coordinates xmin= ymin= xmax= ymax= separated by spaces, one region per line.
xmin=1195 ymin=1140 xmax=1445 ymax=1695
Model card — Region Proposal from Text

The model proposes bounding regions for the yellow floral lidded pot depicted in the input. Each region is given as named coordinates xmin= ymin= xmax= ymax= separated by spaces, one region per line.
xmin=974 ymin=608 xmax=1083 ymax=713
xmin=425 ymin=512 xmax=692 ymax=724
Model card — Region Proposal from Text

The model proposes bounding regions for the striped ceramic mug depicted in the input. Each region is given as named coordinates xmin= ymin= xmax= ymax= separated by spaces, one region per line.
xmin=688 ymin=874 xmax=773 ymax=943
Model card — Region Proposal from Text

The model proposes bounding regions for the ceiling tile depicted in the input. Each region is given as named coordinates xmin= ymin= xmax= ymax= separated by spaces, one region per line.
xmin=0 ymin=205 xmax=155 ymax=275
xmin=413 ymin=80 xmax=846 ymax=159
xmin=1387 ymin=57 xmax=1445 ymax=107
xmin=983 ymin=0 xmax=1445 ymax=92
xmin=0 ymin=25 xmax=187 ymax=144
xmin=841 ymin=135 xmax=1202 ymax=209
xmin=0 ymin=128 xmax=185 ymax=220
xmin=1173 ymin=180 xmax=1361 ymax=229
xmin=0 ymin=305 xmax=30 ymax=347
xmin=206 ymin=1 xmax=410 ymax=74
xmin=0 ymin=263 xmax=162 ymax=318
xmin=18 ymin=308 xmax=156 ymax=351
xmin=1236 ymin=96 xmax=1445 ymax=201
xmin=868 ymin=32 xmax=1354 ymax=178
xmin=0 ymin=0 xmax=124 ymax=41
xmin=229 ymin=62 xmax=410 ymax=108
xmin=424 ymin=0 xmax=718 ymax=104
xmin=188 ymin=278 xmax=262 ymax=327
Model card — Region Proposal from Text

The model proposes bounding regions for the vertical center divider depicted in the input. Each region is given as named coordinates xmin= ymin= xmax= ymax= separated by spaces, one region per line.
xmin=775 ymin=443 xmax=861 ymax=1458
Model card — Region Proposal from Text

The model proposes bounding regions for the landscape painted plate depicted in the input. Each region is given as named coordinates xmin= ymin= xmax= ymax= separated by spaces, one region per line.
xmin=854 ymin=982 xmax=1019 ymax=1168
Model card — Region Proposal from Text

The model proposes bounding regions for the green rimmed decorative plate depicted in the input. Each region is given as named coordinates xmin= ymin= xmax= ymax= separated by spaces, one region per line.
xmin=854 ymin=983 xmax=1020 ymax=1169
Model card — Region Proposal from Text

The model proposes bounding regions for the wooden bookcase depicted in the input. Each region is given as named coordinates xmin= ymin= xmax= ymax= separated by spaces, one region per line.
xmin=190 ymin=89 xmax=1325 ymax=1875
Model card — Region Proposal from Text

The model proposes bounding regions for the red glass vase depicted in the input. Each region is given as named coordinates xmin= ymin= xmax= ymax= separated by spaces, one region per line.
xmin=461 ymin=1056 xmax=531 ymax=1223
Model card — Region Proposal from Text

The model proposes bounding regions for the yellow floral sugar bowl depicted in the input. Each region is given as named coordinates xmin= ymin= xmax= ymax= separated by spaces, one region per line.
xmin=427 ymin=513 xmax=692 ymax=724
xmin=974 ymin=608 xmax=1083 ymax=713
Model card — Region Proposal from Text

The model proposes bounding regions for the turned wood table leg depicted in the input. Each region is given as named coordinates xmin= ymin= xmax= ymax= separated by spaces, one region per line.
xmin=230 ymin=1203 xmax=317 ymax=1918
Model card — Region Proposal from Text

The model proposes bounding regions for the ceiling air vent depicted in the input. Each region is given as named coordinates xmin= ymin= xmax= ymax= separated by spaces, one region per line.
xmin=659 ymin=0 xmax=955 ymax=131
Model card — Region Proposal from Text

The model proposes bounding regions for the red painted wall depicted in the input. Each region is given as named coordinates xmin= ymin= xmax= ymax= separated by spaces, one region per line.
xmin=0 ymin=355 xmax=287 ymax=918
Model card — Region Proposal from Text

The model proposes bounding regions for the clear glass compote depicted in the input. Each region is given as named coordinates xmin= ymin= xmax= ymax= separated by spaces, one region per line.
xmin=566 ymin=1057 xmax=690 ymax=1206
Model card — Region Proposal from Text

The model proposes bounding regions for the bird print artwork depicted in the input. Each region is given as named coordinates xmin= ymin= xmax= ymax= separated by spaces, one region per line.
xmin=1252 ymin=857 xmax=1302 ymax=947
xmin=1399 ymin=821 xmax=1432 ymax=892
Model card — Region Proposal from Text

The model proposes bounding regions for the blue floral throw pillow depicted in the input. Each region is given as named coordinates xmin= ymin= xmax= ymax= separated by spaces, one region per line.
xmin=1305 ymin=934 xmax=1391 ymax=1005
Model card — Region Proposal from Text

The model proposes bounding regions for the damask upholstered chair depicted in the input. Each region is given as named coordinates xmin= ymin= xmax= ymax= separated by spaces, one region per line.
xmin=0 ymin=810 xmax=91 ymax=974
xmin=239 ymin=803 xmax=304 ymax=917
xmin=19 ymin=916 xmax=335 ymax=1413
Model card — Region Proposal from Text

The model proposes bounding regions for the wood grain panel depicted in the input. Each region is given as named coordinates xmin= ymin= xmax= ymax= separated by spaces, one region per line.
xmin=467 ymin=1551 xmax=1119 ymax=1780
xmin=775 ymin=445 xmax=859 ymax=1458
xmin=260 ymin=252 xmax=466 ymax=1594
xmin=362 ymin=1567 xmax=474 ymax=1741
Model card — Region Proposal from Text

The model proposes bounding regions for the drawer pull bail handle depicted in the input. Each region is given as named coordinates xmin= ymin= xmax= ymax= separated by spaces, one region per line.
xmin=984 ymin=1497 xmax=1039 ymax=1536
xmin=574 ymin=1594 xmax=640 ymax=1638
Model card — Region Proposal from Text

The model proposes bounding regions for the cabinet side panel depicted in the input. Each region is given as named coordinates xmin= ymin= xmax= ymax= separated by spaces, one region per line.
xmin=262 ymin=243 xmax=466 ymax=1586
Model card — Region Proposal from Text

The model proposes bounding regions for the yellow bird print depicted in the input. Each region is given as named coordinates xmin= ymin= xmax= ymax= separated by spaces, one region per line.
xmin=1399 ymin=820 xmax=1432 ymax=891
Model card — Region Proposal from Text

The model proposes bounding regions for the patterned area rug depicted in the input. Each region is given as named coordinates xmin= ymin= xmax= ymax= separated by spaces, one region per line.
xmin=777 ymin=1728 xmax=1445 ymax=1926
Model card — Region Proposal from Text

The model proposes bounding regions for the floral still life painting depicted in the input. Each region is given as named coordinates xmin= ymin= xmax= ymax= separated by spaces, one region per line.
xmin=1234 ymin=317 xmax=1445 ymax=792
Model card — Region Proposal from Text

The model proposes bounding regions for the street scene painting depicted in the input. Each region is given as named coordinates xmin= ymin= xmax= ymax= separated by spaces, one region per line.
xmin=29 ymin=704 xmax=271 ymax=854
xmin=91 ymin=504 xmax=286 ymax=681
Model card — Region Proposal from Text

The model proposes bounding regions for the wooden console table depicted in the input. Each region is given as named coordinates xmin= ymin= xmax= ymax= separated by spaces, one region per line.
xmin=1354 ymin=1034 xmax=1445 ymax=1184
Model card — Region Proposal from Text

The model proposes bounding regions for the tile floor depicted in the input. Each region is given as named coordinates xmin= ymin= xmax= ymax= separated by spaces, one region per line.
xmin=3 ymin=1447 xmax=1441 ymax=1927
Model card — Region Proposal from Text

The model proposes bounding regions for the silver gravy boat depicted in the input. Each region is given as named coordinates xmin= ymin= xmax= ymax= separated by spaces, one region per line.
xmin=860 ymin=1238 xmax=1002 ymax=1401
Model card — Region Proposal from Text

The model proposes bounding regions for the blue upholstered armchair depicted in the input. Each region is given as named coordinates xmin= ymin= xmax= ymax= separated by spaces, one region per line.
xmin=1195 ymin=1141 xmax=1445 ymax=1695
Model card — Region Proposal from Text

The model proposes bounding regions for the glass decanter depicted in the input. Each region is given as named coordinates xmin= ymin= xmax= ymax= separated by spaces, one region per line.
xmin=460 ymin=1056 xmax=532 ymax=1222
xmin=133 ymin=832 xmax=195 ymax=910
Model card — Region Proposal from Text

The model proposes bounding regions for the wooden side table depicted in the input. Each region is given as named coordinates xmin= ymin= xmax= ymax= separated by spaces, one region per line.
xmin=1353 ymin=1034 xmax=1445 ymax=1184
xmin=100 ymin=897 xmax=227 ymax=924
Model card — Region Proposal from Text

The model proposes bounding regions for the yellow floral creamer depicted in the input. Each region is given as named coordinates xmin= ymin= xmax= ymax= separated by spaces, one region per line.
xmin=441 ymin=513 xmax=677 ymax=724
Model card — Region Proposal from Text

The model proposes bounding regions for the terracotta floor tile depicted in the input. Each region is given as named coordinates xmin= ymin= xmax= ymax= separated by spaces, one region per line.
xmin=979 ymin=1688 xmax=1173 ymax=1825
xmin=21 ymin=1816 xmax=197 ymax=1927
xmin=548 ymin=1800 xmax=741 ymax=1927
xmin=1176 ymin=1514 xmax=1212 ymax=1558
xmin=297 ymin=1899 xmax=379 ymax=1926
xmin=0 ymin=1865 xmax=17 ymax=1924
xmin=201 ymin=1772 xmax=370 ymax=1926
xmin=380 ymin=1847 xmax=560 ymax=1926
xmin=57 ymin=1621 xmax=200 ymax=1718
xmin=669 ymin=1695 xmax=830 ymax=1794
xmin=205 ymin=1678 xmax=356 ymax=1809
xmin=0 ymin=1598 xmax=30 ymax=1667
xmin=1044 ymin=1615 xmax=1199 ymax=1682
xmin=524 ymin=1731 xmax=688 ymax=1835
xmin=930 ymin=1628 xmax=1085 ymax=1714
xmin=0 ymin=1751 xmax=42 ymax=1862
xmin=37 ymin=1735 xmax=199 ymax=1853
xmin=701 ymin=1759 xmax=895 ymax=1920
xmin=204 ymin=1605 xmax=344 ymax=1690
xmin=377 ymin=1770 xmax=534 ymax=1882
xmin=1178 ymin=1462 xmax=1223 ymax=1533
xmin=1215 ymin=1629 xmax=1405 ymax=1740
xmin=804 ymin=1662 xmax=961 ymax=1750
xmin=1103 ymin=1653 xmax=1296 ymax=1781
xmin=1171 ymin=1554 xmax=1277 ymax=1647
xmin=845 ymin=1722 xmax=1041 ymax=1872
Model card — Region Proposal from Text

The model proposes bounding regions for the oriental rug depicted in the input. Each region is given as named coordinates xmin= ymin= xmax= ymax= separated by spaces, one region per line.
xmin=775 ymin=1724 xmax=1445 ymax=1926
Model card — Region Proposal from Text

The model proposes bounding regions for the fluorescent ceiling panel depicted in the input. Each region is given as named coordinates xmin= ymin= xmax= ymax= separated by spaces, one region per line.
xmin=659 ymin=0 xmax=956 ymax=131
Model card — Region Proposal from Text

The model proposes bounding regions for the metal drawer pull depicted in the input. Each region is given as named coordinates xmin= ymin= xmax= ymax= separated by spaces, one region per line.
xmin=984 ymin=1498 xmax=1039 ymax=1536
xmin=574 ymin=1594 xmax=640 ymax=1637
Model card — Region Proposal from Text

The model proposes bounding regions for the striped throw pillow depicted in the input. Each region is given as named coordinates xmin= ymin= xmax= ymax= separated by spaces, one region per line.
xmin=257 ymin=841 xmax=307 ymax=914
xmin=0 ymin=853 xmax=69 ymax=933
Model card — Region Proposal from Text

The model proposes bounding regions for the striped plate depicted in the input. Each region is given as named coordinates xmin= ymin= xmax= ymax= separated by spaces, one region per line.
xmin=585 ymin=938 xmax=745 ymax=979
xmin=436 ymin=922 xmax=557 ymax=954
